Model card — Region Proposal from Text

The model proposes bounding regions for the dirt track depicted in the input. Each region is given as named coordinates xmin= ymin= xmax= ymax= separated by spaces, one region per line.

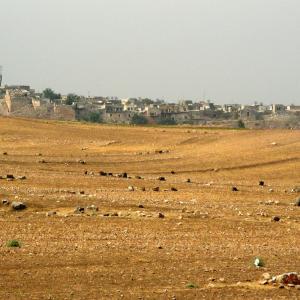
xmin=0 ymin=117 xmax=299 ymax=299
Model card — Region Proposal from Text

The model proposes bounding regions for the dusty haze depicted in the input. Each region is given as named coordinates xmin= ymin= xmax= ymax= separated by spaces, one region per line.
xmin=1 ymin=0 xmax=300 ymax=104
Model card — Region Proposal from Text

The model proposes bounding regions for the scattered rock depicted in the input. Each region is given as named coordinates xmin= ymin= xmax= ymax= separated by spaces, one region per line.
xmin=16 ymin=176 xmax=26 ymax=180
xmin=67 ymin=191 xmax=76 ymax=194
xmin=273 ymin=272 xmax=300 ymax=285
xmin=140 ymin=187 xmax=146 ymax=191
xmin=38 ymin=159 xmax=46 ymax=163
xmin=152 ymin=187 xmax=160 ymax=192
xmin=170 ymin=187 xmax=178 ymax=191
xmin=264 ymin=200 xmax=278 ymax=205
xmin=3 ymin=152 xmax=8 ymax=155
xmin=84 ymin=170 xmax=88 ymax=175
xmin=111 ymin=212 xmax=119 ymax=217
xmin=74 ymin=207 xmax=85 ymax=214
xmin=6 ymin=174 xmax=15 ymax=180
xmin=194 ymin=211 xmax=209 ymax=218
xmin=157 ymin=176 xmax=166 ymax=181
xmin=186 ymin=178 xmax=191 ymax=183
xmin=86 ymin=205 xmax=99 ymax=212
xmin=128 ymin=186 xmax=135 ymax=192
xmin=232 ymin=187 xmax=239 ymax=192
xmin=294 ymin=197 xmax=300 ymax=207
xmin=135 ymin=175 xmax=142 ymax=179
xmin=46 ymin=211 xmax=57 ymax=217
xmin=78 ymin=160 xmax=86 ymax=164
xmin=138 ymin=204 xmax=144 ymax=208
xmin=158 ymin=212 xmax=165 ymax=218
xmin=261 ymin=273 xmax=272 ymax=281
xmin=258 ymin=211 xmax=268 ymax=217
xmin=155 ymin=150 xmax=164 ymax=154
xmin=259 ymin=181 xmax=265 ymax=186
xmin=11 ymin=201 xmax=27 ymax=211
xmin=99 ymin=171 xmax=107 ymax=176
xmin=171 ymin=171 xmax=175 ymax=174
xmin=254 ymin=257 xmax=264 ymax=268
xmin=2 ymin=199 xmax=10 ymax=205
xmin=121 ymin=172 xmax=128 ymax=178
xmin=291 ymin=187 xmax=300 ymax=193
xmin=272 ymin=216 xmax=280 ymax=222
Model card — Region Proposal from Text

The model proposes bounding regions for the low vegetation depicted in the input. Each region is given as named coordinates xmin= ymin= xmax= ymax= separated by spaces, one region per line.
xmin=158 ymin=118 xmax=177 ymax=125
xmin=131 ymin=114 xmax=148 ymax=125
xmin=82 ymin=111 xmax=102 ymax=123
xmin=6 ymin=240 xmax=21 ymax=248
xmin=186 ymin=283 xmax=199 ymax=289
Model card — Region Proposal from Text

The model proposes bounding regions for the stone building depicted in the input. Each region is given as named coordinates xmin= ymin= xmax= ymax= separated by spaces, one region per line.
xmin=4 ymin=89 xmax=34 ymax=115
xmin=102 ymin=111 xmax=132 ymax=124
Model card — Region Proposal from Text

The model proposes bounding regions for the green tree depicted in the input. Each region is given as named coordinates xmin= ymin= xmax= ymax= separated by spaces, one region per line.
xmin=237 ymin=119 xmax=245 ymax=128
xmin=142 ymin=98 xmax=154 ymax=105
xmin=89 ymin=112 xmax=102 ymax=123
xmin=131 ymin=114 xmax=148 ymax=125
xmin=66 ymin=93 xmax=80 ymax=105
xmin=43 ymin=88 xmax=61 ymax=101
xmin=82 ymin=112 xmax=102 ymax=123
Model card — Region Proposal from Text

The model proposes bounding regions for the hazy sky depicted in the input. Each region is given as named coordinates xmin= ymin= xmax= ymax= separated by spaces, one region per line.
xmin=1 ymin=0 xmax=300 ymax=104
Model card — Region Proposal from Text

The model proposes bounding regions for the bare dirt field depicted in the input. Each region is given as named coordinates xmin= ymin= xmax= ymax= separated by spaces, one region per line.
xmin=0 ymin=117 xmax=299 ymax=300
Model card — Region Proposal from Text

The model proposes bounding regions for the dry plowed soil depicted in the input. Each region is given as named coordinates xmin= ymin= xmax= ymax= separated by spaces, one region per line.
xmin=0 ymin=117 xmax=299 ymax=299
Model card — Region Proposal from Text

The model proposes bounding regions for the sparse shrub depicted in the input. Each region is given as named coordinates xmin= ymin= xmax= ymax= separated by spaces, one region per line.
xmin=186 ymin=283 xmax=198 ymax=289
xmin=254 ymin=257 xmax=264 ymax=267
xmin=7 ymin=240 xmax=21 ymax=248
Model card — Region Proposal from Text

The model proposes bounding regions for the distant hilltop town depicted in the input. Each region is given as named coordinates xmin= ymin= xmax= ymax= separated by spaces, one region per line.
xmin=0 ymin=84 xmax=299 ymax=129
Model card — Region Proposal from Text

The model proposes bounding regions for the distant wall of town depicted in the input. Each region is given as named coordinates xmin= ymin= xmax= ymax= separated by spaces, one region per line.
xmin=0 ymin=86 xmax=299 ymax=128
xmin=0 ymin=89 xmax=76 ymax=121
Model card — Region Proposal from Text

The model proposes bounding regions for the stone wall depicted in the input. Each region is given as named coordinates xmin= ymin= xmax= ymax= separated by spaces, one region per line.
xmin=53 ymin=105 xmax=75 ymax=121
xmin=102 ymin=111 xmax=132 ymax=124
xmin=5 ymin=92 xmax=33 ymax=114
xmin=0 ymin=99 xmax=9 ymax=116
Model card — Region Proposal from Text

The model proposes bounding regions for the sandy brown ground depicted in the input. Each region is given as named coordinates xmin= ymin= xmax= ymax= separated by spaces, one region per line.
xmin=0 ymin=117 xmax=299 ymax=300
